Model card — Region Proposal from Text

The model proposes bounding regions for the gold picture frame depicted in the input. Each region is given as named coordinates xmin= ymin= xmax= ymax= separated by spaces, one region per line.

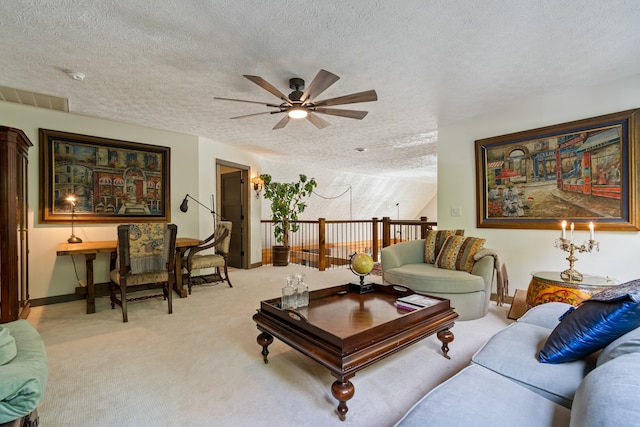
xmin=475 ymin=109 xmax=639 ymax=230
xmin=39 ymin=129 xmax=171 ymax=223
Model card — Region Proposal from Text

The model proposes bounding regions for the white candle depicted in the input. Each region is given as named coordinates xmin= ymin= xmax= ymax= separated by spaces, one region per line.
xmin=570 ymin=222 xmax=574 ymax=241
xmin=589 ymin=222 xmax=595 ymax=240
xmin=561 ymin=220 xmax=566 ymax=239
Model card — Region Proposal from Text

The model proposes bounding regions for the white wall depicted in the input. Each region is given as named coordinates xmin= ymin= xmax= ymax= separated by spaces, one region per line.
xmin=259 ymin=158 xmax=437 ymax=221
xmin=0 ymin=101 xmax=262 ymax=299
xmin=438 ymin=74 xmax=640 ymax=292
xmin=417 ymin=193 xmax=438 ymax=222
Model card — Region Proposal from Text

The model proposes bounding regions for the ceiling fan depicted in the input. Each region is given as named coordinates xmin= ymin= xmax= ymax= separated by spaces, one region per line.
xmin=214 ymin=69 xmax=377 ymax=130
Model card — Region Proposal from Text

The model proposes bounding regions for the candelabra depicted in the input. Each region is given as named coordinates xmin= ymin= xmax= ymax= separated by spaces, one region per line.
xmin=554 ymin=221 xmax=598 ymax=282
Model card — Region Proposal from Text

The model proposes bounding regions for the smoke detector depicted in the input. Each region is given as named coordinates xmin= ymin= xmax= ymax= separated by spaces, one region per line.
xmin=66 ymin=71 xmax=86 ymax=81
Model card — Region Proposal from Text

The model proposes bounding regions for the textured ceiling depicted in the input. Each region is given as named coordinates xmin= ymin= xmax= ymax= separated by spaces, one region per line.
xmin=1 ymin=0 xmax=640 ymax=183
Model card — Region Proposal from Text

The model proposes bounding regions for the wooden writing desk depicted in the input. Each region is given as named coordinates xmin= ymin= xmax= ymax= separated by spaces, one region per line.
xmin=57 ymin=237 xmax=201 ymax=314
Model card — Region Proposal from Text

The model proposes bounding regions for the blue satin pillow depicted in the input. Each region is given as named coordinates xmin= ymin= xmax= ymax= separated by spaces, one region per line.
xmin=539 ymin=279 xmax=640 ymax=364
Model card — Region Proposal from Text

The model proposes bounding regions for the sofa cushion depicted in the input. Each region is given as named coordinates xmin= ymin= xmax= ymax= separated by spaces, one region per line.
xmin=596 ymin=325 xmax=640 ymax=367
xmin=471 ymin=322 xmax=593 ymax=407
xmin=424 ymin=229 xmax=464 ymax=264
xmin=394 ymin=364 xmax=571 ymax=427
xmin=435 ymin=236 xmax=485 ymax=273
xmin=383 ymin=263 xmax=486 ymax=294
xmin=0 ymin=327 xmax=17 ymax=366
xmin=0 ymin=320 xmax=48 ymax=423
xmin=539 ymin=279 xmax=640 ymax=364
xmin=517 ymin=302 xmax=573 ymax=330
xmin=570 ymin=353 xmax=640 ymax=427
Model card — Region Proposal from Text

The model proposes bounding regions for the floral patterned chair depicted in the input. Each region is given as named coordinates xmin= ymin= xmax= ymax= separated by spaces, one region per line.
xmin=109 ymin=223 xmax=177 ymax=322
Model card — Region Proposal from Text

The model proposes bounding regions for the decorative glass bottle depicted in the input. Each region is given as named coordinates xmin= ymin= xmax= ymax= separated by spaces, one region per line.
xmin=281 ymin=275 xmax=297 ymax=309
xmin=295 ymin=273 xmax=309 ymax=308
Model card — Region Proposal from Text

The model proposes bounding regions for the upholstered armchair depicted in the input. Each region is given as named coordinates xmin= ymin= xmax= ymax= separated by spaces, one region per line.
xmin=184 ymin=220 xmax=233 ymax=294
xmin=381 ymin=237 xmax=496 ymax=321
xmin=109 ymin=223 xmax=177 ymax=322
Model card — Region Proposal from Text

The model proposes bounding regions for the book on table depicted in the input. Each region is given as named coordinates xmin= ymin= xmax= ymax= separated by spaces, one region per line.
xmin=395 ymin=294 xmax=440 ymax=311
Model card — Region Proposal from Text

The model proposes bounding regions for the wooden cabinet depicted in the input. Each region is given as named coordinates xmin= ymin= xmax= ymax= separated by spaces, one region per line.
xmin=0 ymin=126 xmax=32 ymax=323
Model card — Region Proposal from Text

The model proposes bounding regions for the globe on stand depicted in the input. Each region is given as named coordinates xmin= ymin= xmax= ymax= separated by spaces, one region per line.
xmin=349 ymin=252 xmax=375 ymax=294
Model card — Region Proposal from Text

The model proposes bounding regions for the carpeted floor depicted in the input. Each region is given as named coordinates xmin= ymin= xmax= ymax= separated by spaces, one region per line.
xmin=29 ymin=265 xmax=513 ymax=427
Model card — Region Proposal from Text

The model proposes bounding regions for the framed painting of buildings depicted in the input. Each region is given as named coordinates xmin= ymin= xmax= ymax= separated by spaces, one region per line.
xmin=475 ymin=109 xmax=639 ymax=231
xmin=39 ymin=129 xmax=171 ymax=223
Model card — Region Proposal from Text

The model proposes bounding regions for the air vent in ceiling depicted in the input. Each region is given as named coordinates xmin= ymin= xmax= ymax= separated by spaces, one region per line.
xmin=0 ymin=85 xmax=68 ymax=112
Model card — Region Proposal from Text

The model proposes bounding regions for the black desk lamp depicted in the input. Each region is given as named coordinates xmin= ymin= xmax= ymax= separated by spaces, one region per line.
xmin=179 ymin=194 xmax=224 ymax=229
xmin=66 ymin=194 xmax=82 ymax=244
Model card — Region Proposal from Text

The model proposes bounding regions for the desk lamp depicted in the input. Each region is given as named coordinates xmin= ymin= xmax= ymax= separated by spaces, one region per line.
xmin=179 ymin=194 xmax=224 ymax=229
xmin=66 ymin=194 xmax=82 ymax=244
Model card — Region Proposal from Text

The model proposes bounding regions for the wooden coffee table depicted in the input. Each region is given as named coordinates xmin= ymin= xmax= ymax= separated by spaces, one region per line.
xmin=253 ymin=283 xmax=458 ymax=421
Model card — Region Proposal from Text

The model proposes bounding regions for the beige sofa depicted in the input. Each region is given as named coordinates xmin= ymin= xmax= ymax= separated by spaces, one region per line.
xmin=381 ymin=239 xmax=495 ymax=320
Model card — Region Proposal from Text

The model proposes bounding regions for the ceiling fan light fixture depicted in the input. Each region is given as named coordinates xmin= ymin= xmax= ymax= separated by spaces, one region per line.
xmin=288 ymin=107 xmax=308 ymax=119
xmin=217 ymin=70 xmax=377 ymax=129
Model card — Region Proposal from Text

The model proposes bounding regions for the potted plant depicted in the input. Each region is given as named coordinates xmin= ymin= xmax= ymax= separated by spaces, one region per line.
xmin=260 ymin=173 xmax=317 ymax=266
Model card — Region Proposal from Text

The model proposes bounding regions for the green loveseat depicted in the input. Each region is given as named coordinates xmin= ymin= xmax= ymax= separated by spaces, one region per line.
xmin=0 ymin=320 xmax=48 ymax=427
xmin=381 ymin=239 xmax=495 ymax=320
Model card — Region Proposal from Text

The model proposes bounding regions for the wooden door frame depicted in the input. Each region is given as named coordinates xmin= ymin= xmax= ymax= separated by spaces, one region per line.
xmin=216 ymin=160 xmax=249 ymax=269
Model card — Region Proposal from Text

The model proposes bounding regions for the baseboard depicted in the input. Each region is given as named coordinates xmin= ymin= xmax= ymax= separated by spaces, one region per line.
xmin=31 ymin=293 xmax=85 ymax=307
xmin=32 ymin=282 xmax=165 ymax=307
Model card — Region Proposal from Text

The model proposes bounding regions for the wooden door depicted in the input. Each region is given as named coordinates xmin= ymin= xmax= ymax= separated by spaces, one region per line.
xmin=221 ymin=171 xmax=243 ymax=268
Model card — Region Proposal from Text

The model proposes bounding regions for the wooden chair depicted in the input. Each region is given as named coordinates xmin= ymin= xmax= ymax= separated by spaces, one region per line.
xmin=184 ymin=221 xmax=233 ymax=294
xmin=109 ymin=223 xmax=177 ymax=322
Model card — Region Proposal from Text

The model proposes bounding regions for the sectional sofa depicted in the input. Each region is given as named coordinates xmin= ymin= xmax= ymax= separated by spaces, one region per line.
xmin=395 ymin=280 xmax=640 ymax=427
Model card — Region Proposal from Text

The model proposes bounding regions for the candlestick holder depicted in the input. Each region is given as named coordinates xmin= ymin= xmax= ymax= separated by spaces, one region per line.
xmin=554 ymin=238 xmax=599 ymax=282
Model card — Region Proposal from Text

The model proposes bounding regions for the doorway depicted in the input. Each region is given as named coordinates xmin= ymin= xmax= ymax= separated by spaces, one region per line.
xmin=217 ymin=162 xmax=249 ymax=269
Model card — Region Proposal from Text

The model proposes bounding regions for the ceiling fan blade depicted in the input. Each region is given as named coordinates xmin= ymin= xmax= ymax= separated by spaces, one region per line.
xmin=306 ymin=112 xmax=331 ymax=129
xmin=314 ymin=108 xmax=368 ymax=120
xmin=301 ymin=69 xmax=340 ymax=104
xmin=230 ymin=111 xmax=278 ymax=119
xmin=313 ymin=89 xmax=378 ymax=107
xmin=272 ymin=115 xmax=291 ymax=130
xmin=243 ymin=75 xmax=291 ymax=103
xmin=214 ymin=96 xmax=282 ymax=108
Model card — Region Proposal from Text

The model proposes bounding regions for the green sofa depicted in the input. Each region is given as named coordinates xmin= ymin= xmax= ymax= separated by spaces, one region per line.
xmin=381 ymin=239 xmax=495 ymax=320
xmin=0 ymin=320 xmax=48 ymax=427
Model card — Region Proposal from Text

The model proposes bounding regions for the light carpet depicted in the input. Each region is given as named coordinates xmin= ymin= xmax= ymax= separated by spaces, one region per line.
xmin=28 ymin=266 xmax=513 ymax=427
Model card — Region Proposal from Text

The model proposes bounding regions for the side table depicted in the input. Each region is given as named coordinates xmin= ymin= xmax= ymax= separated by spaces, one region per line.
xmin=526 ymin=271 xmax=619 ymax=308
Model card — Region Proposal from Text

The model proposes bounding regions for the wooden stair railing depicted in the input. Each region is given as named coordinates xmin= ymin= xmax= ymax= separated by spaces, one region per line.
xmin=261 ymin=217 xmax=436 ymax=270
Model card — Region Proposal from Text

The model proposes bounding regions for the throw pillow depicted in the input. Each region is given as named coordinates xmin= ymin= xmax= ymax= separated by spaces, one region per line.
xmin=424 ymin=229 xmax=464 ymax=264
xmin=0 ymin=326 xmax=17 ymax=365
xmin=539 ymin=279 xmax=640 ymax=364
xmin=434 ymin=236 xmax=486 ymax=273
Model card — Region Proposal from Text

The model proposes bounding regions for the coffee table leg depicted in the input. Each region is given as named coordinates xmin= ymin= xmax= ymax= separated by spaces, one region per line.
xmin=331 ymin=379 xmax=354 ymax=421
xmin=437 ymin=329 xmax=454 ymax=359
xmin=256 ymin=332 xmax=273 ymax=364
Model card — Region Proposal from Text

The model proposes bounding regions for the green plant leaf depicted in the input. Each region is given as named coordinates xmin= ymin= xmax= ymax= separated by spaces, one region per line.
xmin=260 ymin=174 xmax=317 ymax=248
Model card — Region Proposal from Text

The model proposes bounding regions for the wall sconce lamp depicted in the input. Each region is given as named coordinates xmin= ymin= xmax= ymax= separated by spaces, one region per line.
xmin=66 ymin=194 xmax=82 ymax=244
xmin=251 ymin=175 xmax=265 ymax=198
